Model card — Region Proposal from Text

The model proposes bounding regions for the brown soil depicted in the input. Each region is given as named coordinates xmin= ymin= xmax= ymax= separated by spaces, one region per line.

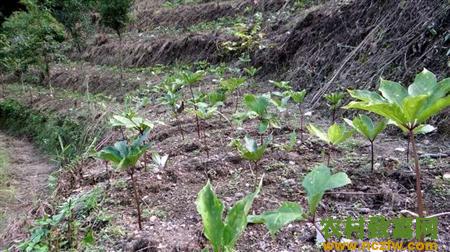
xmin=78 ymin=33 xmax=235 ymax=68
xmin=130 ymin=0 xmax=285 ymax=32
xmin=254 ymin=0 xmax=450 ymax=104
xmin=0 ymin=133 xmax=55 ymax=249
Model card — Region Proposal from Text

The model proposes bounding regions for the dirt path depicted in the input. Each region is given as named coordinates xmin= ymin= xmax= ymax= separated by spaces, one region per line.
xmin=0 ymin=132 xmax=55 ymax=249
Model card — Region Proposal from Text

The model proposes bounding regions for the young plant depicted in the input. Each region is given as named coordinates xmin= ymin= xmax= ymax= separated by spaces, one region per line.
xmin=110 ymin=114 xmax=156 ymax=136
xmin=234 ymin=94 xmax=280 ymax=143
xmin=220 ymin=77 xmax=246 ymax=111
xmin=158 ymin=85 xmax=185 ymax=140
xmin=307 ymin=123 xmax=353 ymax=166
xmin=274 ymin=130 xmax=297 ymax=152
xmin=243 ymin=66 xmax=260 ymax=77
xmin=324 ymin=91 xmax=345 ymax=123
xmin=188 ymin=102 xmax=219 ymax=158
xmin=344 ymin=115 xmax=387 ymax=171
xmin=344 ymin=69 xmax=450 ymax=217
xmin=289 ymin=89 xmax=307 ymax=142
xmin=248 ymin=164 xmax=351 ymax=235
xmin=230 ymin=135 xmax=272 ymax=180
xmin=97 ymin=133 xmax=149 ymax=230
xmin=181 ymin=70 xmax=205 ymax=138
xmin=196 ymin=178 xmax=262 ymax=252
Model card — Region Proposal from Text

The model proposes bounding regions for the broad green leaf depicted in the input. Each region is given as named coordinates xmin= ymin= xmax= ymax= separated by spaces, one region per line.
xmin=290 ymin=90 xmax=307 ymax=104
xmin=347 ymin=89 xmax=384 ymax=103
xmin=379 ymin=79 xmax=407 ymax=106
xmin=244 ymin=94 xmax=269 ymax=116
xmin=408 ymin=69 xmax=437 ymax=96
xmin=196 ymin=181 xmax=225 ymax=252
xmin=302 ymin=164 xmax=351 ymax=215
xmin=416 ymin=96 xmax=450 ymax=123
xmin=307 ymin=124 xmax=329 ymax=144
xmin=327 ymin=123 xmax=352 ymax=145
xmin=247 ymin=202 xmax=304 ymax=235
xmin=223 ymin=178 xmax=263 ymax=248
xmin=344 ymin=115 xmax=386 ymax=141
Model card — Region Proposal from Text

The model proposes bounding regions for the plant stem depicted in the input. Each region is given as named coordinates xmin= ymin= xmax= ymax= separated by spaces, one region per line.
xmin=326 ymin=146 xmax=331 ymax=167
xmin=175 ymin=114 xmax=184 ymax=140
xmin=201 ymin=120 xmax=210 ymax=159
xmin=189 ymin=86 xmax=201 ymax=138
xmin=331 ymin=108 xmax=336 ymax=123
xmin=409 ymin=130 xmax=424 ymax=218
xmin=130 ymin=167 xmax=143 ymax=230
xmin=406 ymin=138 xmax=410 ymax=164
xmin=370 ymin=140 xmax=374 ymax=172
xmin=299 ymin=105 xmax=304 ymax=144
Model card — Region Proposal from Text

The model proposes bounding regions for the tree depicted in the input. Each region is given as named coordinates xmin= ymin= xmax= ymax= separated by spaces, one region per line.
xmin=344 ymin=69 xmax=450 ymax=218
xmin=99 ymin=0 xmax=132 ymax=39
xmin=99 ymin=0 xmax=133 ymax=80
xmin=50 ymin=0 xmax=96 ymax=52
xmin=1 ymin=0 xmax=65 ymax=86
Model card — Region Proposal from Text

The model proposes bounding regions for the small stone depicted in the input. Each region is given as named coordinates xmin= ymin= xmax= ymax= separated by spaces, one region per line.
xmin=289 ymin=161 xmax=295 ymax=165
xmin=235 ymin=192 xmax=244 ymax=198
xmin=359 ymin=208 xmax=371 ymax=214
xmin=150 ymin=216 xmax=157 ymax=222
xmin=443 ymin=173 xmax=450 ymax=182
xmin=245 ymin=183 xmax=250 ymax=187
xmin=156 ymin=175 xmax=162 ymax=180
xmin=395 ymin=147 xmax=405 ymax=152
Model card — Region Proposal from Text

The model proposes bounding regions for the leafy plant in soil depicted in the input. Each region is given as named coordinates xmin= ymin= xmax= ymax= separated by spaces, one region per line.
xmin=234 ymin=94 xmax=280 ymax=143
xmin=158 ymin=80 xmax=185 ymax=139
xmin=307 ymin=123 xmax=353 ymax=166
xmin=230 ymin=134 xmax=272 ymax=180
xmin=344 ymin=69 xmax=450 ymax=218
xmin=180 ymin=70 xmax=205 ymax=138
xmin=220 ymin=77 xmax=246 ymax=111
xmin=196 ymin=177 xmax=263 ymax=252
xmin=248 ymin=164 xmax=351 ymax=236
xmin=97 ymin=132 xmax=149 ymax=230
xmin=110 ymin=114 xmax=156 ymax=136
xmin=188 ymin=102 xmax=219 ymax=158
xmin=324 ymin=92 xmax=345 ymax=123
xmin=18 ymin=187 xmax=103 ymax=251
xmin=344 ymin=115 xmax=387 ymax=171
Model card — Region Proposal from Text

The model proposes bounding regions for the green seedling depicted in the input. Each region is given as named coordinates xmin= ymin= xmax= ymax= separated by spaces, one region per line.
xmin=181 ymin=70 xmax=205 ymax=138
xmin=324 ymin=92 xmax=345 ymax=122
xmin=230 ymin=135 xmax=272 ymax=180
xmin=243 ymin=66 xmax=260 ymax=77
xmin=158 ymin=85 xmax=185 ymax=140
xmin=196 ymin=177 xmax=263 ymax=252
xmin=274 ymin=130 xmax=297 ymax=152
xmin=220 ymin=77 xmax=247 ymax=111
xmin=344 ymin=115 xmax=387 ymax=171
xmin=188 ymin=102 xmax=219 ymax=158
xmin=248 ymin=164 xmax=351 ymax=236
xmin=307 ymin=123 xmax=353 ymax=166
xmin=270 ymin=80 xmax=292 ymax=91
xmin=344 ymin=69 xmax=450 ymax=217
xmin=97 ymin=132 xmax=149 ymax=230
xmin=110 ymin=114 xmax=156 ymax=136
xmin=234 ymin=94 xmax=280 ymax=143
xmin=289 ymin=90 xmax=307 ymax=142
